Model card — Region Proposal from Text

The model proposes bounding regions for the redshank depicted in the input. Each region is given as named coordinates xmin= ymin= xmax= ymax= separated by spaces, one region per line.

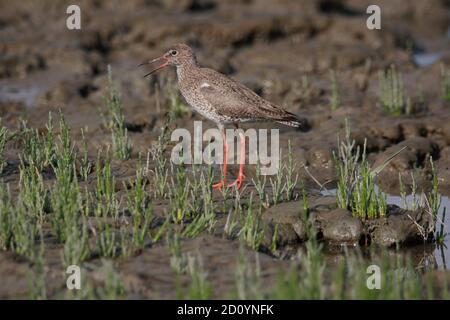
xmin=141 ymin=44 xmax=306 ymax=190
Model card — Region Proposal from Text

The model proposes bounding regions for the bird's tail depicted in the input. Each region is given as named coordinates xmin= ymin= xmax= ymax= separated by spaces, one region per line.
xmin=276 ymin=112 xmax=308 ymax=130
xmin=276 ymin=119 xmax=304 ymax=128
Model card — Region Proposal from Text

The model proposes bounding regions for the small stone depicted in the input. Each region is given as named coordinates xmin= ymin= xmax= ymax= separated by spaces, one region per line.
xmin=371 ymin=205 xmax=433 ymax=247
xmin=262 ymin=223 xmax=300 ymax=248
xmin=309 ymin=195 xmax=338 ymax=212
xmin=316 ymin=208 xmax=363 ymax=245
xmin=372 ymin=224 xmax=399 ymax=247
xmin=307 ymin=147 xmax=333 ymax=168
xmin=262 ymin=201 xmax=308 ymax=244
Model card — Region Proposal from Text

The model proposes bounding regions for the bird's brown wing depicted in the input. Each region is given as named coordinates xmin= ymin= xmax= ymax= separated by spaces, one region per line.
xmin=198 ymin=68 xmax=302 ymax=125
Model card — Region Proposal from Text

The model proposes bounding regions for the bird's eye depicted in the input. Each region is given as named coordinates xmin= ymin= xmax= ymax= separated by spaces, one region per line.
xmin=170 ymin=50 xmax=178 ymax=56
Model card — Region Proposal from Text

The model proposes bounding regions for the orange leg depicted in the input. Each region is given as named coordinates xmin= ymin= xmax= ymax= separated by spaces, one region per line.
xmin=227 ymin=130 xmax=245 ymax=189
xmin=212 ymin=130 xmax=228 ymax=190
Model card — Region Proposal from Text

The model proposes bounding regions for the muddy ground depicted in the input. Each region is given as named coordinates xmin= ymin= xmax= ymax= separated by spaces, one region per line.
xmin=1 ymin=0 xmax=450 ymax=299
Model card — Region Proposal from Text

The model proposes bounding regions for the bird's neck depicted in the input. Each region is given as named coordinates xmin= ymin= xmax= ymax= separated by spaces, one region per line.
xmin=176 ymin=62 xmax=199 ymax=82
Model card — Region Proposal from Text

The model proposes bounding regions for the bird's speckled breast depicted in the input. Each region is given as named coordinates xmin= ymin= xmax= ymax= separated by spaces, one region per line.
xmin=176 ymin=66 xmax=229 ymax=124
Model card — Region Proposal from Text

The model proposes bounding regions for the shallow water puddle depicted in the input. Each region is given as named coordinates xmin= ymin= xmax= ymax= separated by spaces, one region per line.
xmin=0 ymin=66 xmax=70 ymax=108
xmin=413 ymin=52 xmax=441 ymax=67
xmin=320 ymin=188 xmax=450 ymax=269
xmin=386 ymin=193 xmax=449 ymax=269
xmin=0 ymin=84 xmax=41 ymax=108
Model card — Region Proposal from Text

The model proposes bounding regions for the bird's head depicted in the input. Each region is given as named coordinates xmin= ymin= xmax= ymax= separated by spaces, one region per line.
xmin=140 ymin=44 xmax=197 ymax=77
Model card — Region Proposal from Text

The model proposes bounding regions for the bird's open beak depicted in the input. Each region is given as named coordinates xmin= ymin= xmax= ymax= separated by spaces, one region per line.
xmin=139 ymin=56 xmax=169 ymax=77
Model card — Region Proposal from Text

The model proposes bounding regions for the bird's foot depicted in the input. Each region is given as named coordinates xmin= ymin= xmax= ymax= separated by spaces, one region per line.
xmin=212 ymin=180 xmax=227 ymax=190
xmin=227 ymin=174 xmax=245 ymax=190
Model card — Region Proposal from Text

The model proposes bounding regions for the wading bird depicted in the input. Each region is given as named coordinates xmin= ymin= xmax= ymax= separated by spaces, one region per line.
xmin=141 ymin=44 xmax=306 ymax=190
